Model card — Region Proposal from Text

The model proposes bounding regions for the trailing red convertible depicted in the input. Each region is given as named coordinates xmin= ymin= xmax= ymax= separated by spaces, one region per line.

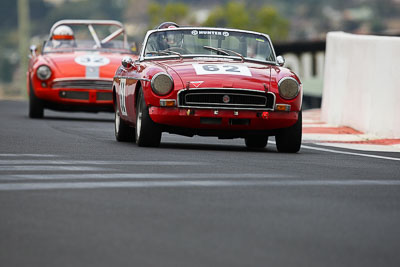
xmin=28 ymin=20 xmax=136 ymax=118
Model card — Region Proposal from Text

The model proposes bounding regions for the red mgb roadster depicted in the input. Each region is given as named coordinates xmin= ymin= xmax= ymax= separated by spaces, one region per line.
xmin=113 ymin=22 xmax=302 ymax=152
xmin=28 ymin=20 xmax=136 ymax=118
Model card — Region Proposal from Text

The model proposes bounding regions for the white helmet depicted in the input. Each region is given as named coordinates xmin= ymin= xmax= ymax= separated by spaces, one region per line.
xmin=52 ymin=25 xmax=74 ymax=40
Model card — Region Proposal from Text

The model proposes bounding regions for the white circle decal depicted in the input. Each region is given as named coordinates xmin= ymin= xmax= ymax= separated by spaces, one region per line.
xmin=75 ymin=55 xmax=110 ymax=67
xmin=191 ymin=30 xmax=198 ymax=36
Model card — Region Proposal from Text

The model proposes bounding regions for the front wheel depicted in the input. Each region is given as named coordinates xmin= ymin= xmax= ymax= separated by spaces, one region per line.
xmin=135 ymin=89 xmax=161 ymax=147
xmin=29 ymin=82 xmax=44 ymax=119
xmin=114 ymin=100 xmax=134 ymax=142
xmin=275 ymin=111 xmax=302 ymax=153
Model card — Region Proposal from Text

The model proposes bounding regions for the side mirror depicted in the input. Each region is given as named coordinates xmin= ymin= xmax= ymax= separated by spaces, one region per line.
xmin=121 ymin=56 xmax=135 ymax=69
xmin=30 ymin=45 xmax=38 ymax=57
xmin=276 ymin=55 xmax=285 ymax=67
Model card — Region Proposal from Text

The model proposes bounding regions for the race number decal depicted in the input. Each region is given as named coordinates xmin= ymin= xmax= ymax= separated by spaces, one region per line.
xmin=192 ymin=64 xmax=252 ymax=76
xmin=75 ymin=54 xmax=110 ymax=67
xmin=119 ymin=78 xmax=127 ymax=116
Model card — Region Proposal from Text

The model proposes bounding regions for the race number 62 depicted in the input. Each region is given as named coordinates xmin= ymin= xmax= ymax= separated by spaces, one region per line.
xmin=119 ymin=78 xmax=127 ymax=116
xmin=193 ymin=63 xmax=252 ymax=76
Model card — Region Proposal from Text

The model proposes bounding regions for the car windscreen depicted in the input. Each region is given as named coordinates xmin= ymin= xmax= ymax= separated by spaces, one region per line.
xmin=144 ymin=29 xmax=275 ymax=62
xmin=43 ymin=23 xmax=131 ymax=54
xmin=43 ymin=40 xmax=129 ymax=53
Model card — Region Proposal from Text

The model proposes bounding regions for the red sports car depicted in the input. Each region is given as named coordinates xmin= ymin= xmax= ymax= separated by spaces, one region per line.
xmin=28 ymin=19 xmax=136 ymax=118
xmin=113 ymin=22 xmax=302 ymax=152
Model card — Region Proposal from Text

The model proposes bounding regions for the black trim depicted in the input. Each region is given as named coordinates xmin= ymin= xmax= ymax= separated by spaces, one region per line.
xmin=42 ymin=100 xmax=113 ymax=113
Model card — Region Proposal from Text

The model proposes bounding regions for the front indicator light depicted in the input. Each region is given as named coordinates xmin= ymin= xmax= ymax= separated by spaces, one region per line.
xmin=275 ymin=104 xmax=291 ymax=111
xmin=160 ymin=99 xmax=176 ymax=107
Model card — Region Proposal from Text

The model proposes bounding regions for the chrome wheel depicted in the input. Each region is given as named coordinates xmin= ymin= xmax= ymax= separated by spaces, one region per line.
xmin=115 ymin=108 xmax=120 ymax=135
xmin=114 ymin=100 xmax=134 ymax=142
xmin=135 ymin=88 xmax=162 ymax=147
xmin=136 ymin=98 xmax=143 ymax=141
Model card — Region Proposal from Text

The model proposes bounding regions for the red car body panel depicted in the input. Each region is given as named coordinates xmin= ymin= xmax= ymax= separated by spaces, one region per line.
xmin=148 ymin=107 xmax=299 ymax=130
xmin=114 ymin=58 xmax=302 ymax=132
xmin=29 ymin=51 xmax=133 ymax=109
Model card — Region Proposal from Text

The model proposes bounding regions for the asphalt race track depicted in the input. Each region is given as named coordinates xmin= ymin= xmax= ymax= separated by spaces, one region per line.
xmin=1 ymin=100 xmax=400 ymax=267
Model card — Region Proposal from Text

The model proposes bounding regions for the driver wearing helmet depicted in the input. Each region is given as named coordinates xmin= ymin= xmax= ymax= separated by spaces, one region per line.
xmin=158 ymin=30 xmax=184 ymax=52
xmin=51 ymin=25 xmax=75 ymax=48
xmin=165 ymin=31 xmax=182 ymax=47
xmin=145 ymin=22 xmax=185 ymax=55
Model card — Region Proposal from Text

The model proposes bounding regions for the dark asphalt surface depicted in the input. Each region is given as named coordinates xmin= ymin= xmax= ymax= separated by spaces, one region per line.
xmin=1 ymin=100 xmax=400 ymax=267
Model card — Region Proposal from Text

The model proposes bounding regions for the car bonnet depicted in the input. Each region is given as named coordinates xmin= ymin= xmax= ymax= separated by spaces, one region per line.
xmin=42 ymin=51 xmax=125 ymax=79
xmin=157 ymin=59 xmax=275 ymax=91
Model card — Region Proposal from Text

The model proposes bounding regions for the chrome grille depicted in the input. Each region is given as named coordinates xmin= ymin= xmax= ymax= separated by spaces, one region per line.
xmin=178 ymin=88 xmax=275 ymax=110
xmin=52 ymin=80 xmax=113 ymax=90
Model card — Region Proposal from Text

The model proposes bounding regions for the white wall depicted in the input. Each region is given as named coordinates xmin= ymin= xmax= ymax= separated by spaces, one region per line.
xmin=321 ymin=32 xmax=400 ymax=138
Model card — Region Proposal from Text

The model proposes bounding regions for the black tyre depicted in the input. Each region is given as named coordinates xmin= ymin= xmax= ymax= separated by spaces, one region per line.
xmin=29 ymin=82 xmax=44 ymax=118
xmin=245 ymin=136 xmax=268 ymax=149
xmin=135 ymin=89 xmax=162 ymax=147
xmin=275 ymin=111 xmax=302 ymax=153
xmin=114 ymin=100 xmax=134 ymax=142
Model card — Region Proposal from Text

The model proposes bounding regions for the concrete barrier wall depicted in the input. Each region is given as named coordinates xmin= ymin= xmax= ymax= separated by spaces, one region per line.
xmin=321 ymin=32 xmax=400 ymax=138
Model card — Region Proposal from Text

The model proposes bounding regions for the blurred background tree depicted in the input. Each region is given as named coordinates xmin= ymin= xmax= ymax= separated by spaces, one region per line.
xmin=252 ymin=6 xmax=289 ymax=41
xmin=203 ymin=2 xmax=288 ymax=41
xmin=202 ymin=2 xmax=250 ymax=30
xmin=148 ymin=2 xmax=189 ymax=28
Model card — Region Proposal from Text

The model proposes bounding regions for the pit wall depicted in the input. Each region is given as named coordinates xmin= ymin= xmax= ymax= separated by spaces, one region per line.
xmin=321 ymin=32 xmax=400 ymax=138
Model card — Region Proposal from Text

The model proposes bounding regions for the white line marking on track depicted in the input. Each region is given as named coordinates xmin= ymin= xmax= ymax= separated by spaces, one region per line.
xmin=1 ymin=179 xmax=400 ymax=191
xmin=0 ymin=173 xmax=293 ymax=181
xmin=315 ymin=143 xmax=400 ymax=153
xmin=0 ymin=166 xmax=103 ymax=171
xmin=0 ymin=154 xmax=58 ymax=157
xmin=301 ymin=144 xmax=400 ymax=161
xmin=0 ymin=160 xmax=207 ymax=166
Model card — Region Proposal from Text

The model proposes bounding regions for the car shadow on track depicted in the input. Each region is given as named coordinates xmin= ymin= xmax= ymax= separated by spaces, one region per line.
xmin=37 ymin=116 xmax=113 ymax=123
xmin=159 ymin=142 xmax=277 ymax=153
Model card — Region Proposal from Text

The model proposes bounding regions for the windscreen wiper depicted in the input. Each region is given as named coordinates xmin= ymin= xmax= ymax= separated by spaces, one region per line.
xmin=146 ymin=50 xmax=182 ymax=60
xmin=203 ymin=46 xmax=245 ymax=62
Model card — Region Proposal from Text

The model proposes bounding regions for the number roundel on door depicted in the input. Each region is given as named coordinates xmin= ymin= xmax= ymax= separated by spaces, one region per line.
xmin=119 ymin=78 xmax=127 ymax=116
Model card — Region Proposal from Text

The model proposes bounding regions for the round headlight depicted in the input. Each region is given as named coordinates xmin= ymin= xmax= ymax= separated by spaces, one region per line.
xmin=151 ymin=72 xmax=174 ymax=96
xmin=278 ymin=77 xmax=300 ymax=100
xmin=36 ymin=65 xmax=52 ymax=81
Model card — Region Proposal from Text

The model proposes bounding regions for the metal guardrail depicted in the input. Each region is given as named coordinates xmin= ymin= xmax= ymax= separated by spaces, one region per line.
xmin=274 ymin=40 xmax=326 ymax=55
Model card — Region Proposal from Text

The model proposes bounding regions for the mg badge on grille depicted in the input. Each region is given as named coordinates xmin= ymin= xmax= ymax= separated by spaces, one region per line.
xmin=222 ymin=95 xmax=230 ymax=103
